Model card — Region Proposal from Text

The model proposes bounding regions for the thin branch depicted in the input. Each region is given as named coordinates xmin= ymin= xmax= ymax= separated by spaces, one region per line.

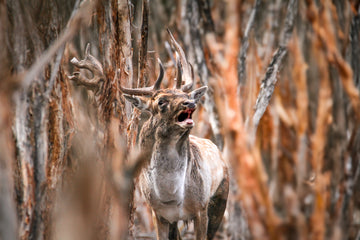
xmin=238 ymin=0 xmax=260 ymax=87
xmin=251 ymin=46 xmax=287 ymax=131
xmin=280 ymin=0 xmax=298 ymax=47
xmin=249 ymin=0 xmax=298 ymax=137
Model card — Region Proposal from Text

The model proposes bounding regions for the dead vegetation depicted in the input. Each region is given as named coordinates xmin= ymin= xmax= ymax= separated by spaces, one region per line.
xmin=1 ymin=0 xmax=360 ymax=239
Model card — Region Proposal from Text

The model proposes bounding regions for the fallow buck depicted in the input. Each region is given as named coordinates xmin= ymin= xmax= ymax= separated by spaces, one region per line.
xmin=121 ymin=32 xmax=229 ymax=240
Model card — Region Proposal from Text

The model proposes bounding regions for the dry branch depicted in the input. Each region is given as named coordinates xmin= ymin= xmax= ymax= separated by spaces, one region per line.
xmin=249 ymin=0 xmax=298 ymax=139
xmin=250 ymin=46 xmax=287 ymax=135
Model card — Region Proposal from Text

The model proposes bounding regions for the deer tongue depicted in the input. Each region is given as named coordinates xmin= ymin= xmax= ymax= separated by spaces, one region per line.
xmin=177 ymin=108 xmax=195 ymax=127
xmin=184 ymin=118 xmax=194 ymax=125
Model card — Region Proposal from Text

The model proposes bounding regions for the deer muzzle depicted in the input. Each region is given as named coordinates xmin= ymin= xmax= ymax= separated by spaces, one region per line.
xmin=177 ymin=107 xmax=195 ymax=127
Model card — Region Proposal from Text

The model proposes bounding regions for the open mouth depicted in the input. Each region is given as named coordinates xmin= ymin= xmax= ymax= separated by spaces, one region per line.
xmin=177 ymin=108 xmax=195 ymax=126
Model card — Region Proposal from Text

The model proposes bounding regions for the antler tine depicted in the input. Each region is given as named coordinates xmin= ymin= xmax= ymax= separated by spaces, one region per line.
xmin=119 ymin=85 xmax=154 ymax=96
xmin=167 ymin=29 xmax=193 ymax=91
xmin=175 ymin=53 xmax=182 ymax=89
xmin=154 ymin=58 xmax=164 ymax=90
xmin=182 ymin=63 xmax=194 ymax=92
xmin=68 ymin=43 xmax=105 ymax=91
xmin=119 ymin=58 xmax=164 ymax=96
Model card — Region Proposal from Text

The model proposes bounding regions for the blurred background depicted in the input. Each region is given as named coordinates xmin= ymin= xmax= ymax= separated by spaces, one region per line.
xmin=1 ymin=0 xmax=360 ymax=239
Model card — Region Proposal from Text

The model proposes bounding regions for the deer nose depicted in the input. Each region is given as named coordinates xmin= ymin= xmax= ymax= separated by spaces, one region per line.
xmin=183 ymin=101 xmax=196 ymax=109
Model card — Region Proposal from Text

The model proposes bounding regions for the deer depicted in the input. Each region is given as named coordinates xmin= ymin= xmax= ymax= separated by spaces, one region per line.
xmin=120 ymin=31 xmax=229 ymax=240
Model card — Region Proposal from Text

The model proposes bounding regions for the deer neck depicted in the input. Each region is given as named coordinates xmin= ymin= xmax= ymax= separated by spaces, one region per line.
xmin=151 ymin=128 xmax=191 ymax=170
xmin=140 ymin=116 xmax=191 ymax=167
xmin=141 ymin=117 xmax=191 ymax=203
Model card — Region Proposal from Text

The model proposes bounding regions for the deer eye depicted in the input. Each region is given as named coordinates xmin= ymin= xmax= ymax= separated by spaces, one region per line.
xmin=157 ymin=99 xmax=168 ymax=112
xmin=158 ymin=99 xmax=167 ymax=106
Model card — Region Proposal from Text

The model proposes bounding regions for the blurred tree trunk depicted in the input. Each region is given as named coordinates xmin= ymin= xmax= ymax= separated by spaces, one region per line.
xmin=4 ymin=1 xmax=77 ymax=239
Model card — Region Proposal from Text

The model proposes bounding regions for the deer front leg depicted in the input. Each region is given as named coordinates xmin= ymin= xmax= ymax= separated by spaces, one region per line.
xmin=153 ymin=213 xmax=170 ymax=240
xmin=194 ymin=207 xmax=208 ymax=240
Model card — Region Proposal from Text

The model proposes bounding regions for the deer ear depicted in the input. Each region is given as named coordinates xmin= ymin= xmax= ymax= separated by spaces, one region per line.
xmin=123 ymin=94 xmax=149 ymax=111
xmin=189 ymin=86 xmax=208 ymax=103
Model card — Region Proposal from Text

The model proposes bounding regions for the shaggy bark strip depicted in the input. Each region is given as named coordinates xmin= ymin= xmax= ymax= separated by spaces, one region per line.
xmin=209 ymin=1 xmax=279 ymax=239
xmin=310 ymin=32 xmax=333 ymax=240
xmin=0 ymin=84 xmax=17 ymax=240
xmin=138 ymin=0 xmax=150 ymax=87
xmin=0 ymin=4 xmax=17 ymax=239
xmin=288 ymin=37 xmax=309 ymax=239
xmin=350 ymin=7 xmax=360 ymax=89
xmin=306 ymin=0 xmax=360 ymax=122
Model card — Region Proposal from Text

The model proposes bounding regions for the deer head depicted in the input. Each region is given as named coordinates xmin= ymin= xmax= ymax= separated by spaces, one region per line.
xmin=121 ymin=31 xmax=207 ymax=138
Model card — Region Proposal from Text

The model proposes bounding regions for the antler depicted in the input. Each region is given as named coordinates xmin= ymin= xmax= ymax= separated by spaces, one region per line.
xmin=175 ymin=52 xmax=182 ymax=89
xmin=68 ymin=43 xmax=105 ymax=92
xmin=119 ymin=31 xmax=193 ymax=96
xmin=167 ymin=29 xmax=194 ymax=92
xmin=119 ymin=58 xmax=164 ymax=96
